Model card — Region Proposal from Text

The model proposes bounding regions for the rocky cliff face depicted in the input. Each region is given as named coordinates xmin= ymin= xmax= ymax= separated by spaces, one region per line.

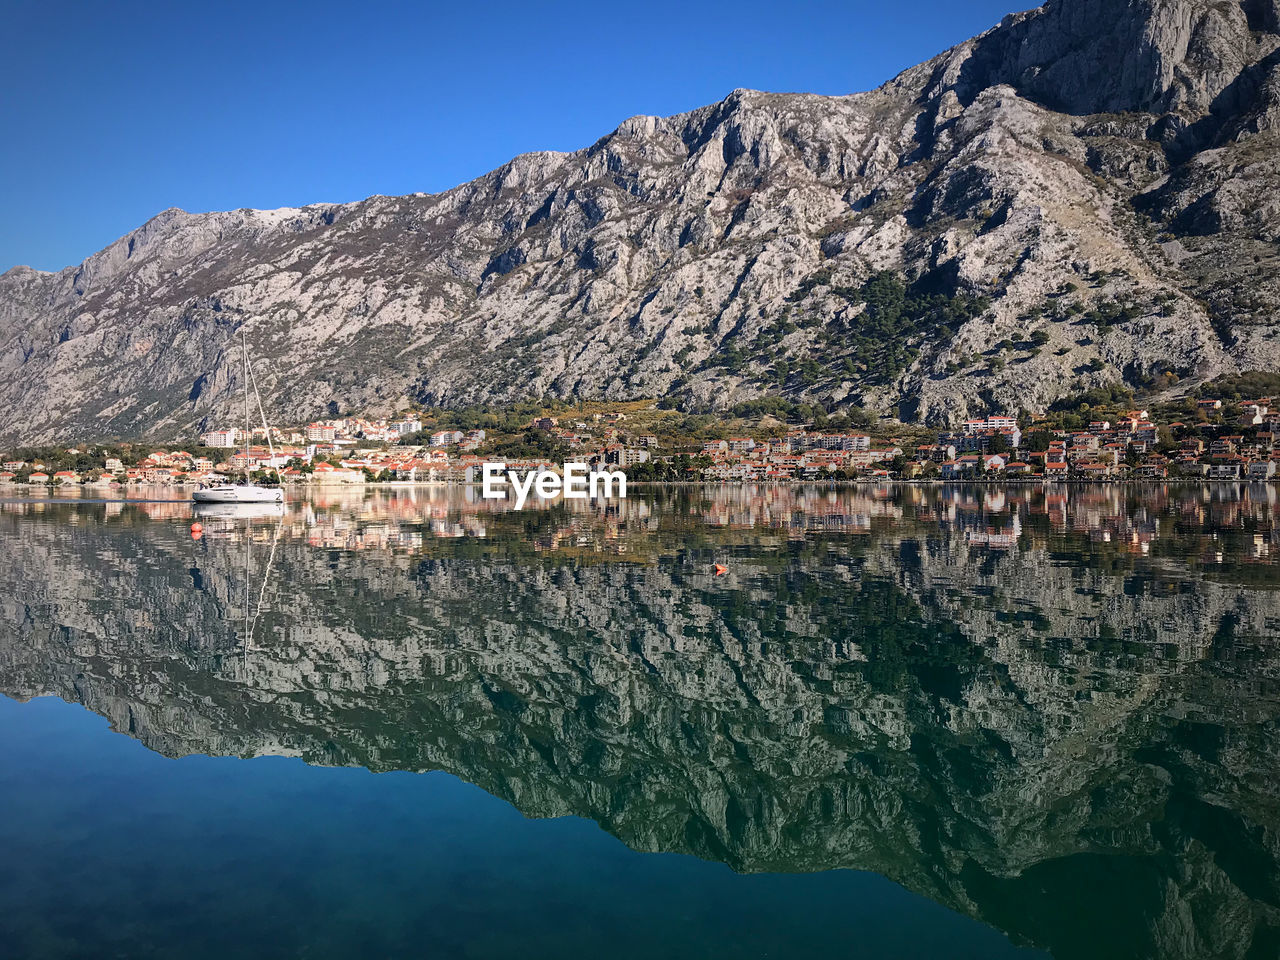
xmin=2 ymin=0 xmax=1279 ymax=442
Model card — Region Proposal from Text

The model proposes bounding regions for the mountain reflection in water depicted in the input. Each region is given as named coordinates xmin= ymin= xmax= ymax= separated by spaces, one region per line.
xmin=1 ymin=483 xmax=1279 ymax=960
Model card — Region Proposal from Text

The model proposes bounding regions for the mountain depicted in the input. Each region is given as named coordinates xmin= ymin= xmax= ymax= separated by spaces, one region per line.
xmin=2 ymin=0 xmax=1279 ymax=442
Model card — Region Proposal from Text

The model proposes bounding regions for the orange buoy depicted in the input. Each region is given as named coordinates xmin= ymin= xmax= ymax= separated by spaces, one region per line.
xmin=714 ymin=563 xmax=728 ymax=576
xmin=190 ymin=522 xmax=203 ymax=540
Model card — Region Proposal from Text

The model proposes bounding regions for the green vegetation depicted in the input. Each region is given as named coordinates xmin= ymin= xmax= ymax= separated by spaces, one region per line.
xmin=1048 ymin=384 xmax=1135 ymax=414
xmin=1082 ymin=297 xmax=1142 ymax=330
xmin=828 ymin=272 xmax=990 ymax=385
xmin=1021 ymin=431 xmax=1052 ymax=453
xmin=1038 ymin=369 xmax=1273 ymax=441
xmin=624 ymin=454 xmax=713 ymax=481
xmin=726 ymin=397 xmax=875 ymax=430
xmin=480 ymin=428 xmax=573 ymax=462
xmin=248 ymin=469 xmax=282 ymax=486
xmin=0 ymin=442 xmax=225 ymax=472
xmin=405 ymin=399 xmax=578 ymax=438
xmin=1042 ymin=384 xmax=1138 ymax=430
xmin=1195 ymin=371 xmax=1280 ymax=401
xmin=700 ymin=270 xmax=990 ymax=389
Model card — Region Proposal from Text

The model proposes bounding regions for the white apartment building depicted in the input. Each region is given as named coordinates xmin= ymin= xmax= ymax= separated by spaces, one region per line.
xmin=200 ymin=428 xmax=240 ymax=448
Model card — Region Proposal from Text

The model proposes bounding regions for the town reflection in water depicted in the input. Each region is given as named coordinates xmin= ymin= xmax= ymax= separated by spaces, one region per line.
xmin=2 ymin=483 xmax=1279 ymax=960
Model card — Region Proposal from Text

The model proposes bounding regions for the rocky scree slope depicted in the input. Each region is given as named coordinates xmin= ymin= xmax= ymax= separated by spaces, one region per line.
xmin=1 ymin=0 xmax=1279 ymax=442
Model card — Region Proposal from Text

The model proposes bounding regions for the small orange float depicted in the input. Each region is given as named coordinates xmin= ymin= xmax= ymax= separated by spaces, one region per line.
xmin=714 ymin=563 xmax=728 ymax=576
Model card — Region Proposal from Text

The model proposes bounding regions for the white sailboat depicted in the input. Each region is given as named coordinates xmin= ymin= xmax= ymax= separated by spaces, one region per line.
xmin=193 ymin=484 xmax=283 ymax=505
xmin=193 ymin=331 xmax=285 ymax=505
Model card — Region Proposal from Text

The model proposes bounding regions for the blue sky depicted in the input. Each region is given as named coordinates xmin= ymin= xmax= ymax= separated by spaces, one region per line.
xmin=1 ymin=0 xmax=1023 ymax=272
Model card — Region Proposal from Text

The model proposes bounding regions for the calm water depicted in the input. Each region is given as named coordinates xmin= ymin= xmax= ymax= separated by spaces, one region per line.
xmin=1 ymin=483 xmax=1278 ymax=959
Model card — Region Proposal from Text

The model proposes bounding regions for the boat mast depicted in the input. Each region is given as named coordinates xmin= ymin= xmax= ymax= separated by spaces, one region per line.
xmin=241 ymin=330 xmax=252 ymax=483
xmin=244 ymin=338 xmax=280 ymax=484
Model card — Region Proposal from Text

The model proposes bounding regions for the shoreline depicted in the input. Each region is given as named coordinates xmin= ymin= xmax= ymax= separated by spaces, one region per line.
xmin=1 ymin=477 xmax=1277 ymax=504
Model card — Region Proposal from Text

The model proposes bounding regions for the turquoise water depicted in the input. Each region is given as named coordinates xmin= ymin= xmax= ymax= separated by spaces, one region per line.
xmin=0 ymin=696 xmax=1034 ymax=959
xmin=0 ymin=484 xmax=1277 ymax=958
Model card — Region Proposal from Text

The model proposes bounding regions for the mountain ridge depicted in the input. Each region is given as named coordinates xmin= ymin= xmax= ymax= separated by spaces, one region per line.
xmin=2 ymin=0 xmax=1278 ymax=443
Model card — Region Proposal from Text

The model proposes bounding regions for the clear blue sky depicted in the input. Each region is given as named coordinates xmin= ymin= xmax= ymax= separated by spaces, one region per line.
xmin=1 ymin=0 xmax=1023 ymax=272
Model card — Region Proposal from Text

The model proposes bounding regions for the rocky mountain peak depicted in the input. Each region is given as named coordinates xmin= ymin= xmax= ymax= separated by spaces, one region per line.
xmin=947 ymin=0 xmax=1279 ymax=119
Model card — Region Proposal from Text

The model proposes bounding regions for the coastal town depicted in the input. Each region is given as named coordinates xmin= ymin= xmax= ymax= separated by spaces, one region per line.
xmin=3 ymin=390 xmax=1280 ymax=488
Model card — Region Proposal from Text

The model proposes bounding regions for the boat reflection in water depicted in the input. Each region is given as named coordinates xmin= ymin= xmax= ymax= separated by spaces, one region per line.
xmin=0 ymin=483 xmax=1278 ymax=960
xmin=192 ymin=501 xmax=287 ymax=520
